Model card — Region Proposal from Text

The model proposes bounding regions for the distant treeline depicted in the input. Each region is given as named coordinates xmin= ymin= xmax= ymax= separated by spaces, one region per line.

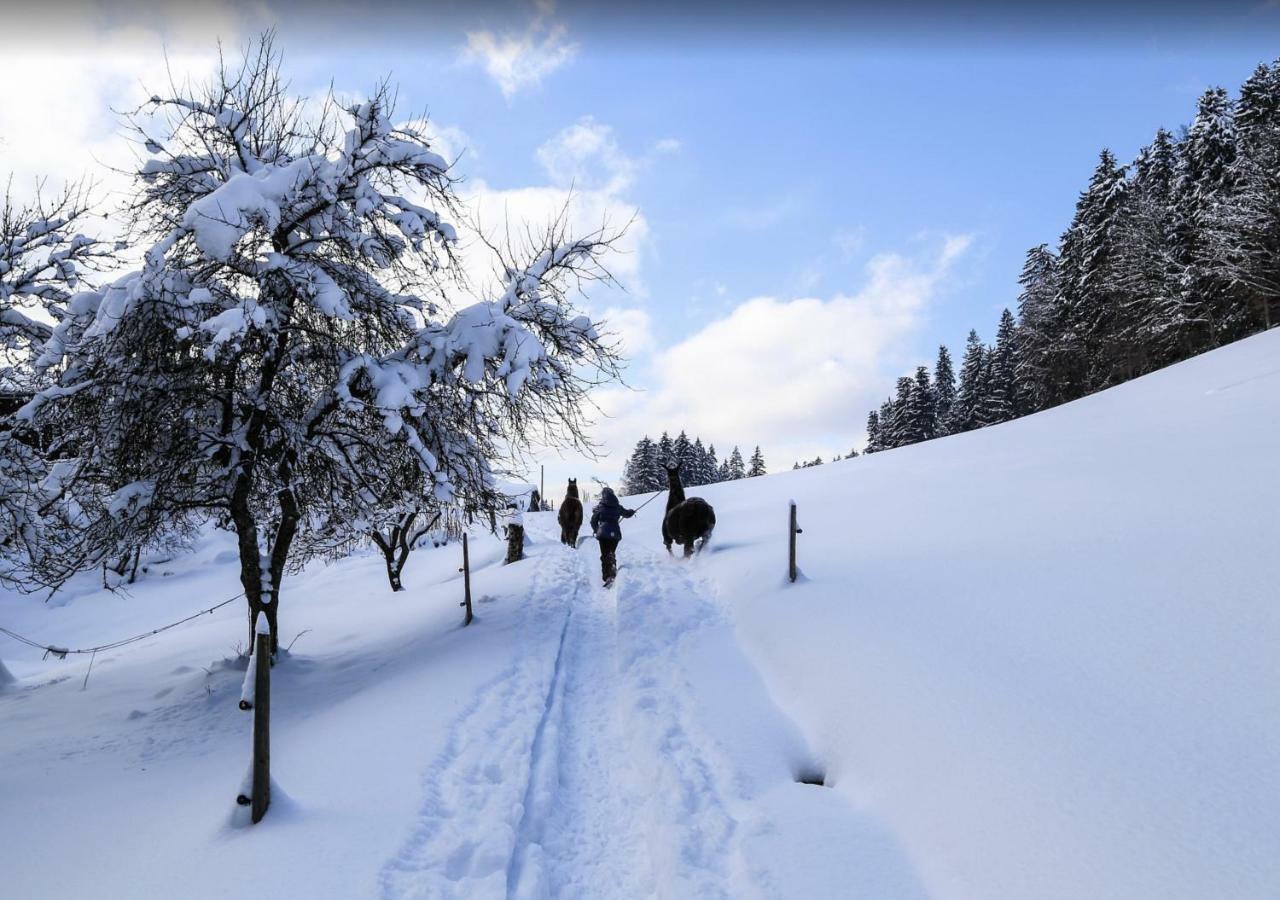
xmin=621 ymin=432 xmax=766 ymax=495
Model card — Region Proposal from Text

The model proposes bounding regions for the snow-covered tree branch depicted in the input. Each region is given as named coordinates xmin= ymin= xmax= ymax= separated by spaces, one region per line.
xmin=7 ymin=35 xmax=623 ymax=649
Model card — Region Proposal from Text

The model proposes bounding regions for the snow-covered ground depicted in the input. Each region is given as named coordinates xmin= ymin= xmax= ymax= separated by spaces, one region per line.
xmin=2 ymin=328 xmax=1279 ymax=898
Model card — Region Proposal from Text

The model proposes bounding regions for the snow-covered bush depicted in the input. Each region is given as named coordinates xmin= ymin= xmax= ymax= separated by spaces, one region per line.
xmin=11 ymin=38 xmax=621 ymax=650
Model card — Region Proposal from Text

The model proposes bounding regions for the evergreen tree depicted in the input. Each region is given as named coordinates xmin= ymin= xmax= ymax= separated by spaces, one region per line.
xmin=726 ymin=446 xmax=746 ymax=480
xmin=689 ymin=437 xmax=710 ymax=485
xmin=1067 ymin=149 xmax=1130 ymax=392
xmin=705 ymin=443 xmax=720 ymax=483
xmin=1175 ymin=86 xmax=1239 ymax=347
xmin=622 ymin=436 xmax=663 ymax=495
xmin=864 ymin=409 xmax=882 ymax=453
xmin=983 ymin=309 xmax=1018 ymax=424
xmin=933 ymin=345 xmax=956 ymax=435
xmin=1112 ymin=127 xmax=1187 ymax=373
xmin=672 ymin=430 xmax=692 ymax=474
xmin=1213 ymin=63 xmax=1280 ymax=332
xmin=907 ymin=365 xmax=936 ymax=442
xmin=1014 ymin=243 xmax=1061 ymax=413
xmin=951 ymin=330 xmax=987 ymax=433
xmin=657 ymin=431 xmax=674 ymax=468
xmin=747 ymin=445 xmax=766 ymax=477
xmin=881 ymin=376 xmax=913 ymax=447
xmin=877 ymin=398 xmax=898 ymax=449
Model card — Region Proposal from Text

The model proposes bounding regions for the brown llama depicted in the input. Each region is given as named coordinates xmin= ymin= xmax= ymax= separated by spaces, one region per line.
xmin=558 ymin=478 xmax=583 ymax=547
xmin=661 ymin=463 xmax=716 ymax=557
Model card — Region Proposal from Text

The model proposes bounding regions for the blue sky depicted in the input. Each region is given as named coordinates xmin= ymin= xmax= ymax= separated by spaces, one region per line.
xmin=5 ymin=1 xmax=1280 ymax=486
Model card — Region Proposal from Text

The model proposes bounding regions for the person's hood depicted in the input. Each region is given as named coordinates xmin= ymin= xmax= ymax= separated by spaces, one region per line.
xmin=600 ymin=487 xmax=619 ymax=504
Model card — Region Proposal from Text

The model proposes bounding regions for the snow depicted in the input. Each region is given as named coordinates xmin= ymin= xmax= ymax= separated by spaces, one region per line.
xmin=107 ymin=480 xmax=156 ymax=519
xmin=2 ymin=329 xmax=1278 ymax=898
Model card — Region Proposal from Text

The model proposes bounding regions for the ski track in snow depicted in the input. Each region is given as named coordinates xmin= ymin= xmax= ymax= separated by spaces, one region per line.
xmin=380 ymin=523 xmax=773 ymax=899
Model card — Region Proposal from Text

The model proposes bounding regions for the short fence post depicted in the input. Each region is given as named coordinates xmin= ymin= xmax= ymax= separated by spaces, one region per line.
xmin=788 ymin=501 xmax=802 ymax=583
xmin=461 ymin=533 xmax=474 ymax=626
xmin=236 ymin=613 xmax=272 ymax=823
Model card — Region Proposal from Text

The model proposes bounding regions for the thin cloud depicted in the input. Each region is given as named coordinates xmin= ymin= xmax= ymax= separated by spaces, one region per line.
xmin=462 ymin=1 xmax=578 ymax=100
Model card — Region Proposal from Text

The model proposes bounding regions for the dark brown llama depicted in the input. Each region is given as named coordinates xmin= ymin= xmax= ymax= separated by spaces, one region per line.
xmin=661 ymin=463 xmax=716 ymax=557
xmin=558 ymin=478 xmax=583 ymax=547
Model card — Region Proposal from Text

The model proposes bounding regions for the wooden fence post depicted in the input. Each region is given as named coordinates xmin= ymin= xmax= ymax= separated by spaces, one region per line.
xmin=788 ymin=501 xmax=803 ymax=583
xmin=236 ymin=612 xmax=272 ymax=822
xmin=461 ymin=533 xmax=474 ymax=626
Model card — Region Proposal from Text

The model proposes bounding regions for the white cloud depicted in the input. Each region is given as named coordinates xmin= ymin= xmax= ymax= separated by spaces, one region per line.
xmin=653 ymin=138 xmax=682 ymax=154
xmin=462 ymin=1 xmax=577 ymax=100
xmin=536 ymin=117 xmax=635 ymax=194
xmin=458 ymin=179 xmax=649 ymax=294
xmin=454 ymin=114 xmax=651 ymax=304
xmin=588 ymin=235 xmax=974 ymax=470
xmin=600 ymin=306 xmax=654 ymax=357
xmin=0 ymin=3 xmax=256 ymax=207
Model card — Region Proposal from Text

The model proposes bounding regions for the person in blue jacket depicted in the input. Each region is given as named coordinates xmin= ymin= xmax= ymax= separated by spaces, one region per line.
xmin=589 ymin=487 xmax=636 ymax=586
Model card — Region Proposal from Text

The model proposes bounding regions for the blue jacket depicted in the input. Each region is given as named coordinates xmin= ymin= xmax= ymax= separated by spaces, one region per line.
xmin=590 ymin=490 xmax=634 ymax=541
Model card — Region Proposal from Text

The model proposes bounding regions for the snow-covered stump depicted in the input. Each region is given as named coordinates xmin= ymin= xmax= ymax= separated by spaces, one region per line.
xmin=235 ymin=613 xmax=272 ymax=823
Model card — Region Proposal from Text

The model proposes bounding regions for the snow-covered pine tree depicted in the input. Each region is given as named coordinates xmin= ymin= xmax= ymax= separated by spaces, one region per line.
xmin=672 ymin=430 xmax=693 ymax=477
xmin=864 ymin=409 xmax=881 ymax=453
xmin=13 ymin=39 xmax=622 ymax=651
xmin=657 ymin=431 xmax=674 ymax=469
xmin=747 ymin=445 xmax=766 ymax=477
xmin=1175 ymin=87 xmax=1239 ymax=348
xmin=1069 ymin=149 xmax=1130 ymax=392
xmin=982 ymin=309 xmax=1018 ymax=424
xmin=1211 ymin=63 xmax=1280 ymax=333
xmin=1111 ymin=127 xmax=1188 ymax=373
xmin=642 ymin=437 xmax=666 ymax=491
xmin=887 ymin=376 xmax=915 ymax=446
xmin=705 ymin=443 xmax=720 ymax=483
xmin=1013 ymin=243 xmax=1061 ymax=414
xmin=621 ymin=437 xmax=649 ymax=495
xmin=726 ymin=445 xmax=746 ymax=479
xmin=876 ymin=398 xmax=898 ymax=449
xmin=932 ymin=344 xmax=956 ymax=436
xmin=908 ymin=365 xmax=936 ymax=442
xmin=689 ymin=437 xmax=709 ymax=486
xmin=950 ymin=330 xmax=987 ymax=434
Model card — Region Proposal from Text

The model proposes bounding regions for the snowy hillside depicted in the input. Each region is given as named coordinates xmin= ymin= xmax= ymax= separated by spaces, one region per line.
xmin=2 ymin=329 xmax=1279 ymax=899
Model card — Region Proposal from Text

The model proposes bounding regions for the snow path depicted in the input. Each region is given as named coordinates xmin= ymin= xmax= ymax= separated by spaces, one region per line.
xmin=381 ymin=526 xmax=778 ymax=899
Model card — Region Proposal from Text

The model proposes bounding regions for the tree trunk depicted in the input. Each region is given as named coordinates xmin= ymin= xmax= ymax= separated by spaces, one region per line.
xmin=384 ymin=550 xmax=404 ymax=592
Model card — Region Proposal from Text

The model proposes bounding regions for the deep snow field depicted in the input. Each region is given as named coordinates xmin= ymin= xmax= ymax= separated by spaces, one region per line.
xmin=2 ymin=328 xmax=1279 ymax=899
